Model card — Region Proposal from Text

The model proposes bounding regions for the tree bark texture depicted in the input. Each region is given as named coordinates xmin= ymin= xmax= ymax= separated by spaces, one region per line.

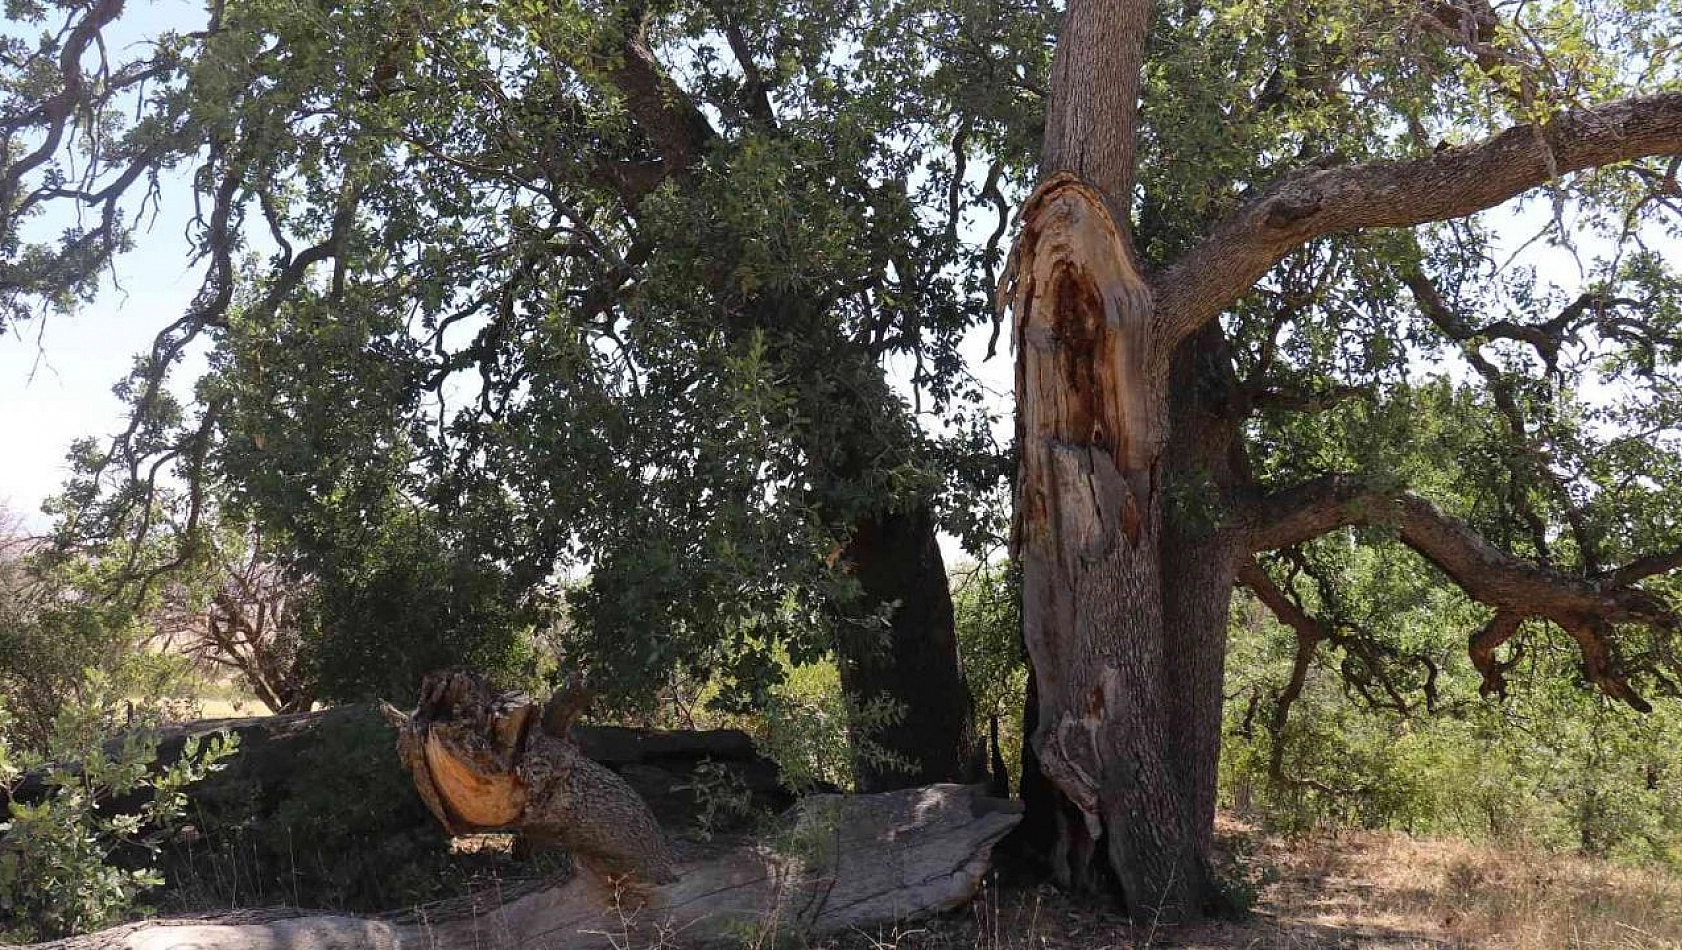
xmin=1007 ymin=171 xmax=1209 ymax=919
xmin=835 ymin=504 xmax=974 ymax=790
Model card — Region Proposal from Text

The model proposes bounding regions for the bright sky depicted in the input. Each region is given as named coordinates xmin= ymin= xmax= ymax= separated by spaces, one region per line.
xmin=0 ymin=0 xmax=206 ymax=531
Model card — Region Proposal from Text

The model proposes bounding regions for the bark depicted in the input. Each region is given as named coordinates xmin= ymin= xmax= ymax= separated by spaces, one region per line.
xmin=23 ymin=784 xmax=1021 ymax=950
xmin=835 ymin=504 xmax=974 ymax=791
xmin=1159 ymin=325 xmax=1249 ymax=860
xmin=1155 ymin=92 xmax=1682 ymax=347
xmin=1007 ymin=170 xmax=1208 ymax=918
xmin=1006 ymin=0 xmax=1215 ymax=920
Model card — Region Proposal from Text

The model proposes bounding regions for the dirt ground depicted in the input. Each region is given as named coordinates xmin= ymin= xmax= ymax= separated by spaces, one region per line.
xmin=821 ymin=817 xmax=1682 ymax=950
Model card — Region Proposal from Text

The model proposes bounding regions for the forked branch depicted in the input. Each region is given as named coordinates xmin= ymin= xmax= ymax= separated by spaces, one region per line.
xmin=1236 ymin=475 xmax=1680 ymax=710
xmin=1156 ymin=91 xmax=1682 ymax=346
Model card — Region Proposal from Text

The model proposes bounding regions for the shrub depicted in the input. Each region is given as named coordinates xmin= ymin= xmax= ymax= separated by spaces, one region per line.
xmin=0 ymin=691 xmax=236 ymax=942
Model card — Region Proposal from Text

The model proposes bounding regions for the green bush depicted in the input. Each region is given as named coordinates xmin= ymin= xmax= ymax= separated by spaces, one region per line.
xmin=1221 ymin=582 xmax=1682 ymax=867
xmin=163 ymin=707 xmax=469 ymax=912
xmin=0 ymin=690 xmax=236 ymax=942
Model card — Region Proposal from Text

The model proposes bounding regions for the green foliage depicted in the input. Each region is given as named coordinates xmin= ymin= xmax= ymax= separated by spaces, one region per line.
xmin=952 ymin=561 xmax=1026 ymax=788
xmin=164 ymin=708 xmax=469 ymax=912
xmin=1224 ymin=581 xmax=1682 ymax=867
xmin=292 ymin=509 xmax=538 ymax=704
xmin=682 ymin=759 xmax=758 ymax=842
xmin=0 ymin=690 xmax=236 ymax=942
xmin=0 ymin=540 xmax=201 ymax=754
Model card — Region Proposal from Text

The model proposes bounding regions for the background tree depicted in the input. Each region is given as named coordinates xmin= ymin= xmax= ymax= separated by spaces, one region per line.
xmin=0 ymin=0 xmax=1036 ymax=788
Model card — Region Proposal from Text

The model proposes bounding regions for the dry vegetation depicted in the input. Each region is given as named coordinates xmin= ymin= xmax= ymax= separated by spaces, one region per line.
xmin=820 ymin=818 xmax=1682 ymax=950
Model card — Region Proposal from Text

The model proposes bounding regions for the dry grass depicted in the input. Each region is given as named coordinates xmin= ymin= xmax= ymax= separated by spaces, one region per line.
xmin=1249 ymin=827 xmax=1682 ymax=949
xmin=823 ymin=818 xmax=1682 ymax=950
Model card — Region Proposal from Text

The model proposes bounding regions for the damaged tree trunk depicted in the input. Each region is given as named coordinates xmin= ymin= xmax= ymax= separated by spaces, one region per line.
xmin=1007 ymin=172 xmax=1210 ymax=920
xmin=1004 ymin=0 xmax=1212 ymax=920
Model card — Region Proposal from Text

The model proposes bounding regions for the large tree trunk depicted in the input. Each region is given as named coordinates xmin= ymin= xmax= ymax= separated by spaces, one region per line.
xmin=1160 ymin=324 xmax=1250 ymax=859
xmin=835 ymin=503 xmax=974 ymax=790
xmin=1006 ymin=0 xmax=1213 ymax=921
xmin=1007 ymin=171 xmax=1211 ymax=918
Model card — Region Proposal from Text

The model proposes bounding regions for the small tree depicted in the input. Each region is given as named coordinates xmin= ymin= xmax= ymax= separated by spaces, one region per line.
xmin=150 ymin=527 xmax=313 ymax=714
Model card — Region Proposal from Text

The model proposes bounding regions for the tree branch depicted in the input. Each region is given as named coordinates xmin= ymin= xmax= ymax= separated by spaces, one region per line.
xmin=1155 ymin=91 xmax=1682 ymax=347
xmin=1234 ymin=474 xmax=1679 ymax=710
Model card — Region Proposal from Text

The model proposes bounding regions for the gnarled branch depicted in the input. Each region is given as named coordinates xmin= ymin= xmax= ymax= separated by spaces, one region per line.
xmin=1155 ymin=91 xmax=1682 ymax=349
xmin=1235 ymin=474 xmax=1679 ymax=710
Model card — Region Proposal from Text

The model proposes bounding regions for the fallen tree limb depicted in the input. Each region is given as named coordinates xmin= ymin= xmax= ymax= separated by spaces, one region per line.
xmin=26 ymin=783 xmax=1021 ymax=949
xmin=21 ymin=673 xmax=1021 ymax=948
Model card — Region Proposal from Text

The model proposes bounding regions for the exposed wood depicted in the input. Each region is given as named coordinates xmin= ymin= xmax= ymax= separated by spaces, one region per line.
xmin=25 ymin=784 xmax=1021 ymax=950
xmin=6 ymin=706 xmax=799 ymax=835
xmin=386 ymin=671 xmax=676 ymax=884
xmin=1006 ymin=168 xmax=1207 ymax=918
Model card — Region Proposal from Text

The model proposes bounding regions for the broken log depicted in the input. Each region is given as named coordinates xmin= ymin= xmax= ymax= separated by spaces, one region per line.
xmin=25 ymin=783 xmax=1021 ymax=949
xmin=6 ymin=706 xmax=800 ymax=834
xmin=18 ymin=673 xmax=1021 ymax=948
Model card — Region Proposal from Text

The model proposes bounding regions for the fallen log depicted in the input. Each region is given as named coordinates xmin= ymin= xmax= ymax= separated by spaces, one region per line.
xmin=20 ymin=673 xmax=1022 ymax=948
xmin=26 ymin=783 xmax=1021 ymax=949
xmin=6 ymin=706 xmax=801 ymax=833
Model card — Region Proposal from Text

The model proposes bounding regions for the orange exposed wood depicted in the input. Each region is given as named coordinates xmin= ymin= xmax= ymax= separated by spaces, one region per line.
xmin=423 ymin=731 xmax=528 ymax=828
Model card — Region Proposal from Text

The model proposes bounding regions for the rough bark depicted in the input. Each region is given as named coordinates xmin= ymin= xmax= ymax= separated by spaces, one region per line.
xmin=1007 ymin=169 xmax=1208 ymax=918
xmin=1155 ymin=92 xmax=1682 ymax=347
xmin=1004 ymin=0 xmax=1221 ymax=920
xmin=23 ymin=784 xmax=1021 ymax=950
xmin=835 ymin=504 xmax=974 ymax=791
xmin=1159 ymin=325 xmax=1249 ymax=860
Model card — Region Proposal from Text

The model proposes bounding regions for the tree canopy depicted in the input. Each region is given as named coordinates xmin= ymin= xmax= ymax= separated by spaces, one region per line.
xmin=4 ymin=0 xmax=1682 ymax=920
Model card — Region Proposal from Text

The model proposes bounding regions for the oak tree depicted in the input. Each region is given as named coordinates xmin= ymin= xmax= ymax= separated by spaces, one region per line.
xmin=1008 ymin=0 xmax=1682 ymax=919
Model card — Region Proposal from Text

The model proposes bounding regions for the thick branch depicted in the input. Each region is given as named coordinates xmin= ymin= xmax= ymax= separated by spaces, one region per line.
xmin=591 ymin=10 xmax=717 ymax=183
xmin=1237 ymin=475 xmax=1678 ymax=710
xmin=1237 ymin=560 xmax=1323 ymax=781
xmin=1156 ymin=92 xmax=1682 ymax=346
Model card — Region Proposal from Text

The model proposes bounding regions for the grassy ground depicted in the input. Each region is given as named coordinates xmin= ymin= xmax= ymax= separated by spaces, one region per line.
xmin=821 ymin=817 xmax=1682 ymax=950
